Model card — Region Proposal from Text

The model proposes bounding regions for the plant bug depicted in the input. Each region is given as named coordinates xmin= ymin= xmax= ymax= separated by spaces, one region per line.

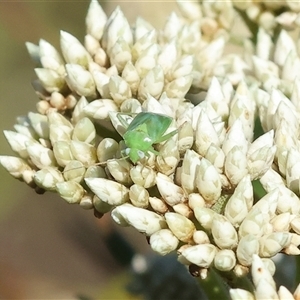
xmin=117 ymin=112 xmax=178 ymax=163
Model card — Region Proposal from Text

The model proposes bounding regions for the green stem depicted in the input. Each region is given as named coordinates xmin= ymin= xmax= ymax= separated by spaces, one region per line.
xmin=295 ymin=256 xmax=300 ymax=289
xmin=195 ymin=267 xmax=231 ymax=300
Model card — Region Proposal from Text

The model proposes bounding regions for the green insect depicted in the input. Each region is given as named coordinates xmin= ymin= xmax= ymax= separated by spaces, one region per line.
xmin=117 ymin=112 xmax=178 ymax=163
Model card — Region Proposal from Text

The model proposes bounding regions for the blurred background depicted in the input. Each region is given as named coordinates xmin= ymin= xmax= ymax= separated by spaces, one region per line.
xmin=0 ymin=1 xmax=179 ymax=298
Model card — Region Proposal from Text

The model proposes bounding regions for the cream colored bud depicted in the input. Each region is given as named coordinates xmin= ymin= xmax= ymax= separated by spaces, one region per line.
xmin=109 ymin=37 xmax=132 ymax=73
xmin=84 ymin=99 xmax=118 ymax=120
xmin=283 ymin=243 xmax=300 ymax=255
xmin=156 ymin=138 xmax=180 ymax=176
xmin=106 ymin=159 xmax=132 ymax=185
xmin=39 ymin=39 xmax=65 ymax=75
xmin=259 ymin=232 xmax=291 ymax=257
xmin=236 ymin=234 xmax=259 ymax=266
xmin=176 ymin=0 xmax=202 ymax=20
xmin=277 ymin=185 xmax=300 ymax=214
xmin=3 ymin=130 xmax=38 ymax=159
xmin=63 ymin=160 xmax=85 ymax=183
xmin=109 ymin=75 xmax=132 ymax=106
xmin=86 ymin=0 xmax=107 ymax=40
xmin=122 ymin=61 xmax=140 ymax=96
xmin=25 ymin=41 xmax=40 ymax=64
xmin=163 ymin=12 xmax=182 ymax=41
xmin=291 ymin=216 xmax=300 ymax=234
xmin=271 ymin=213 xmax=291 ymax=232
xmin=224 ymin=175 xmax=253 ymax=226
xmin=230 ymin=288 xmax=255 ymax=300
xmin=53 ymin=141 xmax=74 ymax=167
xmin=212 ymin=214 xmax=238 ymax=249
xmin=27 ymin=112 xmax=49 ymax=139
xmin=181 ymin=244 xmax=217 ymax=268
xmin=84 ymin=34 xmax=100 ymax=56
xmin=105 ymin=7 xmax=133 ymax=53
xmin=188 ymin=193 xmax=205 ymax=211
xmin=85 ymin=165 xmax=106 ymax=179
xmin=70 ymin=140 xmax=97 ymax=167
xmin=156 ymin=173 xmax=185 ymax=206
xmin=286 ymin=148 xmax=300 ymax=194
xmin=195 ymin=110 xmax=220 ymax=157
xmin=173 ymin=203 xmax=192 ymax=218
xmin=135 ymin=44 xmax=159 ymax=78
xmin=72 ymin=117 xmax=96 ymax=145
xmin=79 ymin=194 xmax=94 ymax=210
xmin=224 ymin=145 xmax=248 ymax=186
xmin=150 ymin=229 xmax=179 ymax=255
xmin=193 ymin=230 xmax=209 ymax=244
xmin=27 ymin=141 xmax=57 ymax=169
xmin=132 ymin=29 xmax=156 ymax=61
xmin=56 ymin=181 xmax=85 ymax=204
xmin=14 ymin=124 xmax=37 ymax=140
xmin=157 ymin=41 xmax=177 ymax=74
xmin=214 ymin=249 xmax=236 ymax=272
xmin=138 ymin=66 xmax=164 ymax=101
xmin=60 ymin=31 xmax=92 ymax=68
xmin=252 ymin=255 xmax=278 ymax=299
xmin=93 ymin=195 xmax=112 ymax=214
xmin=49 ymin=92 xmax=67 ymax=111
xmin=194 ymin=207 xmax=216 ymax=231
xmin=260 ymin=169 xmax=285 ymax=192
xmin=120 ymin=98 xmax=142 ymax=114
xmin=34 ymin=167 xmax=64 ymax=191
xmin=274 ymin=30 xmax=296 ymax=68
xmin=222 ymin=119 xmax=248 ymax=156
xmin=92 ymin=70 xmax=110 ymax=98
xmin=85 ymin=177 xmax=129 ymax=206
xmin=177 ymin=121 xmax=193 ymax=155
xmin=278 ymin=286 xmax=295 ymax=300
xmin=165 ymin=212 xmax=195 ymax=243
xmin=0 ymin=156 xmax=32 ymax=179
xmin=130 ymin=164 xmax=156 ymax=188
xmin=164 ymin=75 xmax=193 ymax=99
xmin=111 ymin=203 xmax=166 ymax=235
xmin=65 ymin=64 xmax=97 ymax=98
xmin=129 ymin=184 xmax=149 ymax=208
xmin=256 ymin=28 xmax=273 ymax=61
xmin=196 ymin=158 xmax=222 ymax=203
xmin=149 ymin=197 xmax=168 ymax=214
xmin=72 ymin=96 xmax=89 ymax=124
xmin=49 ymin=124 xmax=72 ymax=144
xmin=35 ymin=68 xmax=66 ymax=93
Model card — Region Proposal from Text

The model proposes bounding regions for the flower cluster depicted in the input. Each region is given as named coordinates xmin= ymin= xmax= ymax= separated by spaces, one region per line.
xmin=1 ymin=0 xmax=300 ymax=298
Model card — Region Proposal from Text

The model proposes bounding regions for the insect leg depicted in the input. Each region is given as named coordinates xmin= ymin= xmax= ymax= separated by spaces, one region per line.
xmin=155 ymin=129 xmax=178 ymax=143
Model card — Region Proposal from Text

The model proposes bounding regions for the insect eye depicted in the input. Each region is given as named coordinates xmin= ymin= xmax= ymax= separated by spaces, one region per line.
xmin=124 ymin=148 xmax=131 ymax=156
xmin=137 ymin=150 xmax=145 ymax=159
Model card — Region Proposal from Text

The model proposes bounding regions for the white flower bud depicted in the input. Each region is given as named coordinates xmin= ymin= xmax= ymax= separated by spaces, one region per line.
xmin=111 ymin=203 xmax=166 ymax=235
xmin=107 ymin=159 xmax=132 ymax=185
xmin=214 ymin=249 xmax=236 ymax=272
xmin=156 ymin=173 xmax=185 ymax=206
xmin=237 ymin=234 xmax=259 ymax=266
xmin=278 ymin=286 xmax=295 ymax=300
xmin=109 ymin=75 xmax=132 ymax=106
xmin=34 ymin=68 xmax=66 ymax=93
xmin=274 ymin=30 xmax=296 ymax=67
xmin=130 ymin=164 xmax=156 ymax=188
xmin=150 ymin=229 xmax=179 ymax=255
xmin=93 ymin=195 xmax=112 ymax=214
xmin=122 ymin=61 xmax=140 ymax=96
xmin=194 ymin=207 xmax=216 ymax=231
xmin=181 ymin=244 xmax=217 ymax=268
xmin=63 ymin=160 xmax=85 ymax=183
xmin=196 ymin=158 xmax=222 ymax=203
xmin=230 ymin=288 xmax=255 ymax=300
xmin=132 ymin=29 xmax=157 ymax=62
xmin=165 ymin=212 xmax=195 ymax=243
xmin=53 ymin=141 xmax=74 ymax=167
xmin=176 ymin=0 xmax=202 ymax=20
xmin=271 ymin=213 xmax=291 ymax=232
xmin=149 ymin=197 xmax=168 ymax=214
xmin=259 ymin=232 xmax=291 ymax=257
xmin=188 ymin=193 xmax=205 ymax=211
xmin=224 ymin=175 xmax=253 ymax=226
xmin=72 ymin=117 xmax=96 ymax=145
xmin=84 ymin=99 xmax=118 ymax=120
xmin=129 ymin=184 xmax=149 ymax=208
xmin=34 ymin=167 xmax=64 ymax=191
xmin=195 ymin=110 xmax=220 ymax=156
xmin=286 ymin=148 xmax=300 ymax=194
xmin=79 ymin=194 xmax=94 ymax=210
xmin=56 ymin=181 xmax=85 ymax=204
xmin=277 ymin=185 xmax=300 ymax=214
xmin=85 ymin=177 xmax=129 ymax=206
xmin=0 ymin=156 xmax=32 ymax=179
xmin=224 ymin=145 xmax=248 ymax=186
xmin=212 ymin=214 xmax=238 ymax=249
xmin=85 ymin=0 xmax=107 ymax=40
xmin=193 ymin=230 xmax=210 ymax=244
xmin=252 ymin=255 xmax=278 ymax=299
xmin=65 ymin=64 xmax=97 ymax=98
xmin=70 ymin=140 xmax=97 ymax=167
xmin=164 ymin=75 xmax=193 ymax=99
xmin=60 ymin=31 xmax=92 ymax=68
xmin=134 ymin=17 xmax=155 ymax=42
xmin=135 ymin=44 xmax=159 ymax=78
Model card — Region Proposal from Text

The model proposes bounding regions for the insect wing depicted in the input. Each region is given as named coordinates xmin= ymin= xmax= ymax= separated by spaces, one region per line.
xmin=127 ymin=112 xmax=172 ymax=143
